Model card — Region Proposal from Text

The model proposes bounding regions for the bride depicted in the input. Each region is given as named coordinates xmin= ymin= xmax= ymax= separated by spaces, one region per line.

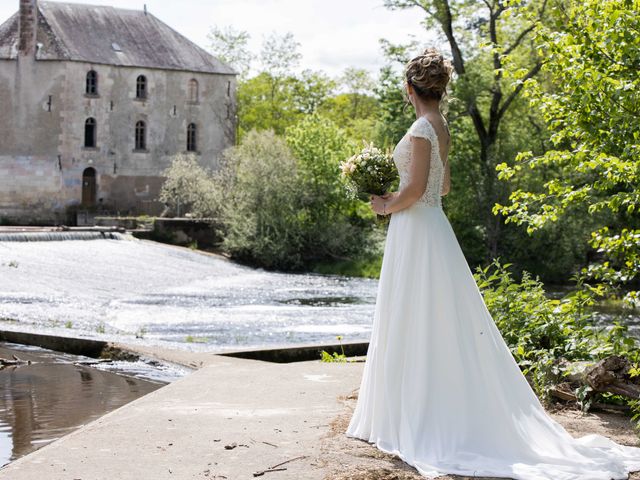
xmin=345 ymin=48 xmax=640 ymax=479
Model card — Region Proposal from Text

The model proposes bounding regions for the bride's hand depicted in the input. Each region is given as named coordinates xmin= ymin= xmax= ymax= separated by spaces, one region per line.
xmin=370 ymin=194 xmax=390 ymax=215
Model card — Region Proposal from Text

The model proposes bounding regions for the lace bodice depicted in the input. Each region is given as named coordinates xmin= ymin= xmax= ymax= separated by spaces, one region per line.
xmin=393 ymin=116 xmax=447 ymax=208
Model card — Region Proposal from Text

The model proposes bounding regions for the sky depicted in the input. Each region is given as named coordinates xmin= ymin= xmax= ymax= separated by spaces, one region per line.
xmin=0 ymin=0 xmax=440 ymax=78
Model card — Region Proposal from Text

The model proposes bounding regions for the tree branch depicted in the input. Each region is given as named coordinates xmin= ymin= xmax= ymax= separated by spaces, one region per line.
xmin=503 ymin=0 xmax=549 ymax=56
xmin=497 ymin=61 xmax=543 ymax=121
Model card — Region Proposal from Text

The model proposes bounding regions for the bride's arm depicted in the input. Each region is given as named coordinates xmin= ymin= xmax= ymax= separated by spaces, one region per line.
xmin=371 ymin=136 xmax=430 ymax=215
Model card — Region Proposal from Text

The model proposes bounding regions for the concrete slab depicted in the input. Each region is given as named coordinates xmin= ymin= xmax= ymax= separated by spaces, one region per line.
xmin=0 ymin=354 xmax=364 ymax=480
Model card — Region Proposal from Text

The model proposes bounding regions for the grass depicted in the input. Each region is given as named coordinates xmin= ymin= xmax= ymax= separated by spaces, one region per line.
xmin=312 ymin=255 xmax=382 ymax=279
xmin=321 ymin=335 xmax=348 ymax=363
xmin=185 ymin=335 xmax=208 ymax=343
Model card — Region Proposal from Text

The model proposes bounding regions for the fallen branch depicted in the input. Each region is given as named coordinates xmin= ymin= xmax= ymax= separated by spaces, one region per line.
xmin=549 ymin=385 xmax=632 ymax=413
xmin=585 ymin=355 xmax=640 ymax=398
xmin=252 ymin=455 xmax=307 ymax=477
xmin=0 ymin=355 xmax=32 ymax=368
xmin=548 ymin=355 xmax=640 ymax=412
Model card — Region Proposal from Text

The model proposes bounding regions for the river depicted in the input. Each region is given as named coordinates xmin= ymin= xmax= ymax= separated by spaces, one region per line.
xmin=0 ymin=237 xmax=377 ymax=351
xmin=0 ymin=236 xmax=637 ymax=352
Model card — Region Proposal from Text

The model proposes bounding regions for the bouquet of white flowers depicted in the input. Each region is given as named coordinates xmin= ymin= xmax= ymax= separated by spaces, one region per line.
xmin=339 ymin=142 xmax=398 ymax=201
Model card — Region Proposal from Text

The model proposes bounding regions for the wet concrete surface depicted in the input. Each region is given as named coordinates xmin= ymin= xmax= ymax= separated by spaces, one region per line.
xmin=0 ymin=342 xmax=172 ymax=466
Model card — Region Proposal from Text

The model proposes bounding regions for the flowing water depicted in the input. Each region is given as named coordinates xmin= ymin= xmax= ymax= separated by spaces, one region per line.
xmin=0 ymin=236 xmax=638 ymax=351
xmin=0 ymin=237 xmax=378 ymax=351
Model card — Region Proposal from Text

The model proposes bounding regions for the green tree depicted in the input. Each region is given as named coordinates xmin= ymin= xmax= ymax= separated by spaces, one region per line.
xmin=285 ymin=114 xmax=375 ymax=263
xmin=292 ymin=70 xmax=336 ymax=114
xmin=235 ymin=33 xmax=340 ymax=139
xmin=373 ymin=40 xmax=419 ymax=148
xmin=383 ymin=0 xmax=550 ymax=260
xmin=495 ymin=0 xmax=640 ymax=305
xmin=207 ymin=25 xmax=252 ymax=78
xmin=238 ymin=73 xmax=300 ymax=137
xmin=158 ymin=154 xmax=218 ymax=218
xmin=217 ymin=130 xmax=306 ymax=269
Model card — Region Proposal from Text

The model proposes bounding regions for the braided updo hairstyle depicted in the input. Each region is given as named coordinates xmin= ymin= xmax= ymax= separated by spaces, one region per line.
xmin=404 ymin=48 xmax=453 ymax=102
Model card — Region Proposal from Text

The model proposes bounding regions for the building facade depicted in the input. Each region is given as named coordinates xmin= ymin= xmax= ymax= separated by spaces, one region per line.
xmin=0 ymin=0 xmax=237 ymax=224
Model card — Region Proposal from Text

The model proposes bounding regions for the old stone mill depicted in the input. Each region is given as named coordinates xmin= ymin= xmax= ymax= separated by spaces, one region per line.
xmin=0 ymin=0 xmax=236 ymax=225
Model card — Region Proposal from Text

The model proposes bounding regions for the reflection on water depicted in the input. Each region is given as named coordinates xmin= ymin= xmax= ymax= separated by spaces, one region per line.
xmin=0 ymin=343 xmax=162 ymax=466
xmin=0 ymin=239 xmax=378 ymax=350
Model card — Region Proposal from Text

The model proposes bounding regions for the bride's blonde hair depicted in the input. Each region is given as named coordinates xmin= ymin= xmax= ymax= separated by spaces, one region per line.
xmin=404 ymin=48 xmax=453 ymax=103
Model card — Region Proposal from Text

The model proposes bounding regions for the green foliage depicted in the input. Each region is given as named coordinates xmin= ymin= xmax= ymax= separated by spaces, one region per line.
xmin=475 ymin=260 xmax=640 ymax=404
xmin=237 ymin=73 xmax=301 ymax=137
xmin=158 ymin=154 xmax=218 ymax=218
xmin=207 ymin=25 xmax=252 ymax=77
xmin=320 ymin=350 xmax=347 ymax=363
xmin=311 ymin=253 xmax=383 ymax=279
xmin=158 ymin=122 xmax=380 ymax=271
xmin=374 ymin=63 xmax=414 ymax=149
xmin=213 ymin=127 xmax=377 ymax=270
xmin=495 ymin=0 xmax=640 ymax=305
xmin=217 ymin=130 xmax=305 ymax=269
xmin=285 ymin=114 xmax=378 ymax=264
xmin=185 ymin=335 xmax=208 ymax=343
xmin=320 ymin=335 xmax=348 ymax=362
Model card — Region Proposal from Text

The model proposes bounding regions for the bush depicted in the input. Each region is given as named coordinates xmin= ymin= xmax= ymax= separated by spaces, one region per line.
xmin=158 ymin=154 xmax=219 ymax=218
xmin=476 ymin=260 xmax=640 ymax=405
xmin=216 ymin=130 xmax=306 ymax=269
xmin=158 ymin=123 xmax=382 ymax=271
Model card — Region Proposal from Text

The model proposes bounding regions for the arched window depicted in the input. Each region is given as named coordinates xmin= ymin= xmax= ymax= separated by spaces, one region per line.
xmin=84 ymin=118 xmax=96 ymax=147
xmin=86 ymin=70 xmax=98 ymax=95
xmin=187 ymin=123 xmax=197 ymax=152
xmin=187 ymin=79 xmax=199 ymax=103
xmin=136 ymin=75 xmax=147 ymax=99
xmin=135 ymin=121 xmax=146 ymax=150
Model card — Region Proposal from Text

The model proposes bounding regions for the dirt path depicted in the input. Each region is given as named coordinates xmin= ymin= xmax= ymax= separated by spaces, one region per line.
xmin=319 ymin=389 xmax=640 ymax=480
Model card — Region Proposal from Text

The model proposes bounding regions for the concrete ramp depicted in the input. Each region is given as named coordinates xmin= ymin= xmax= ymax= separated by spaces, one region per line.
xmin=0 ymin=354 xmax=364 ymax=480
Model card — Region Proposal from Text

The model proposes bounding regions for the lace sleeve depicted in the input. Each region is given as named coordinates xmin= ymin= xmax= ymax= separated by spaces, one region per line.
xmin=407 ymin=117 xmax=436 ymax=144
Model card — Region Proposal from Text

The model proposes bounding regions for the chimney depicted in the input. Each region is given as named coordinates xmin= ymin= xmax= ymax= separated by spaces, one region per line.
xmin=18 ymin=0 xmax=38 ymax=57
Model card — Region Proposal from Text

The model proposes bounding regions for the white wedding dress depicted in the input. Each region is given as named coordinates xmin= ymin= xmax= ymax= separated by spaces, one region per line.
xmin=345 ymin=115 xmax=640 ymax=479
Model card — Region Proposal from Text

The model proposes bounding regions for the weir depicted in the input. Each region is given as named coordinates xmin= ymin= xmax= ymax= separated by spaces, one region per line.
xmin=0 ymin=231 xmax=128 ymax=242
xmin=0 ymin=231 xmax=130 ymax=242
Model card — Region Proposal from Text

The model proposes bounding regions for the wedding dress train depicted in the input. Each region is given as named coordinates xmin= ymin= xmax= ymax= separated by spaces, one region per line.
xmin=345 ymin=115 xmax=640 ymax=479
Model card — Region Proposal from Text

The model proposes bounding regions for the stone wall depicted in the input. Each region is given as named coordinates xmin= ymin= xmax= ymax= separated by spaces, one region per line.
xmin=0 ymin=56 xmax=236 ymax=224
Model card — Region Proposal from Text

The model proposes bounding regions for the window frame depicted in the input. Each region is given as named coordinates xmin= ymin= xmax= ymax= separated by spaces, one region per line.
xmin=134 ymin=120 xmax=147 ymax=151
xmin=84 ymin=117 xmax=97 ymax=148
xmin=86 ymin=70 xmax=98 ymax=96
xmin=187 ymin=123 xmax=198 ymax=152
xmin=136 ymin=75 xmax=148 ymax=100
xmin=187 ymin=78 xmax=199 ymax=104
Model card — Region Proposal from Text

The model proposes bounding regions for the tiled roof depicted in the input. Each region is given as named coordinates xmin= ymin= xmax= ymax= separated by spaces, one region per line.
xmin=0 ymin=2 xmax=236 ymax=75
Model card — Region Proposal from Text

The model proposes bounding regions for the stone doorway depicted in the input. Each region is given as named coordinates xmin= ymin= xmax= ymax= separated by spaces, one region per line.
xmin=81 ymin=167 xmax=97 ymax=206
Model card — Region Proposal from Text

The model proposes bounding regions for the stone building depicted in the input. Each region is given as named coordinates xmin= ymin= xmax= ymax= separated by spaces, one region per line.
xmin=0 ymin=0 xmax=236 ymax=224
